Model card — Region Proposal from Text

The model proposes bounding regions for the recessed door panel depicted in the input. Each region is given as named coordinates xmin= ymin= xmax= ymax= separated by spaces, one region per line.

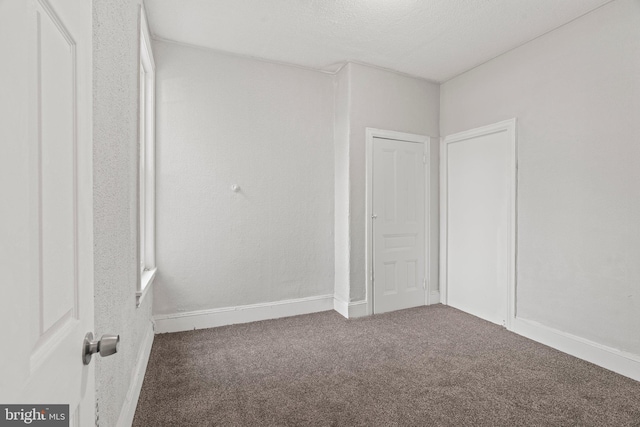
xmin=382 ymin=149 xmax=397 ymax=222
xmin=38 ymin=3 xmax=78 ymax=342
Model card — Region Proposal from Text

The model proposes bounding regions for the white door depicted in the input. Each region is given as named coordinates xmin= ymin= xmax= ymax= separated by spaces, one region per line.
xmin=442 ymin=120 xmax=515 ymax=326
xmin=373 ymin=137 xmax=426 ymax=314
xmin=0 ymin=0 xmax=95 ymax=424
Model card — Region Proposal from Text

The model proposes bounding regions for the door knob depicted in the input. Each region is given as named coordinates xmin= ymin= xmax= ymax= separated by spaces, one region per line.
xmin=82 ymin=332 xmax=120 ymax=365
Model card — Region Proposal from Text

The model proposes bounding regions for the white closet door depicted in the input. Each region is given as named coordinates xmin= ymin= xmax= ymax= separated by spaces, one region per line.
xmin=373 ymin=137 xmax=426 ymax=314
xmin=443 ymin=120 xmax=516 ymax=326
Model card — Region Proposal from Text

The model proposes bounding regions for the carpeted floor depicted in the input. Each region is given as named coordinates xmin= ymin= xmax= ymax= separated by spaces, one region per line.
xmin=133 ymin=305 xmax=640 ymax=426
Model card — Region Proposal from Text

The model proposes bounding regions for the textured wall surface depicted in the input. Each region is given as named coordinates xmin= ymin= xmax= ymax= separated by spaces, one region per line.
xmin=93 ymin=1 xmax=154 ymax=426
xmin=345 ymin=63 xmax=440 ymax=302
xmin=153 ymin=41 xmax=335 ymax=316
xmin=440 ymin=0 xmax=640 ymax=355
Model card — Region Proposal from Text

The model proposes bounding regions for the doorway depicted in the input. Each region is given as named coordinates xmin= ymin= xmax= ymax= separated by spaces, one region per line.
xmin=441 ymin=119 xmax=516 ymax=327
xmin=366 ymin=129 xmax=430 ymax=314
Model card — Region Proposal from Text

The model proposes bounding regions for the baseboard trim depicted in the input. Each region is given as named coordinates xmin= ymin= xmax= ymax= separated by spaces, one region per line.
xmin=428 ymin=290 xmax=441 ymax=305
xmin=154 ymin=294 xmax=334 ymax=334
xmin=512 ymin=317 xmax=640 ymax=382
xmin=348 ymin=300 xmax=368 ymax=318
xmin=333 ymin=298 xmax=368 ymax=319
xmin=333 ymin=297 xmax=348 ymax=318
xmin=116 ymin=323 xmax=154 ymax=427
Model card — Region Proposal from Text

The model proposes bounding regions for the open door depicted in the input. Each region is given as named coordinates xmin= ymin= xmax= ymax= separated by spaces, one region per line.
xmin=0 ymin=0 xmax=96 ymax=424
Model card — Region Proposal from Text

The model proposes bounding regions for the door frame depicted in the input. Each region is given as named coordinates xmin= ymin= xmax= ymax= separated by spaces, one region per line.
xmin=365 ymin=128 xmax=431 ymax=316
xmin=440 ymin=118 xmax=517 ymax=330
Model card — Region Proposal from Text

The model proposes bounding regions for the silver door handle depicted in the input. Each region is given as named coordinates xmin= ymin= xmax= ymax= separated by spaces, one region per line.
xmin=82 ymin=332 xmax=120 ymax=365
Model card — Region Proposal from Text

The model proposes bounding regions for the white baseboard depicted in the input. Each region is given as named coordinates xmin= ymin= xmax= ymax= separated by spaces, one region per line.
xmin=348 ymin=300 xmax=368 ymax=318
xmin=154 ymin=294 xmax=334 ymax=334
xmin=428 ymin=290 xmax=441 ymax=305
xmin=511 ymin=317 xmax=640 ymax=382
xmin=116 ymin=323 xmax=154 ymax=427
xmin=333 ymin=298 xmax=368 ymax=318
xmin=333 ymin=297 xmax=348 ymax=318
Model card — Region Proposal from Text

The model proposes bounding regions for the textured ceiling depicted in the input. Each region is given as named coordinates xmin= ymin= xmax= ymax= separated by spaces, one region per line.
xmin=145 ymin=0 xmax=612 ymax=82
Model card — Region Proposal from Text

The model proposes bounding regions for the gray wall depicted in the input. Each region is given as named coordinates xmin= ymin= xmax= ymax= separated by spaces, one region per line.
xmin=333 ymin=65 xmax=351 ymax=304
xmin=152 ymin=41 xmax=335 ymax=316
xmin=93 ymin=1 xmax=154 ymax=426
xmin=440 ymin=0 xmax=640 ymax=355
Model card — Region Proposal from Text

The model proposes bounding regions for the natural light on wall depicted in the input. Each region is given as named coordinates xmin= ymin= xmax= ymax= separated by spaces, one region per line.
xmin=137 ymin=4 xmax=156 ymax=307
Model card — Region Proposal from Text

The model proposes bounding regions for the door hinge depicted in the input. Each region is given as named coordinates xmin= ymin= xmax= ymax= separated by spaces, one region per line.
xmin=423 ymin=154 xmax=427 ymax=164
xmin=423 ymin=278 xmax=427 ymax=290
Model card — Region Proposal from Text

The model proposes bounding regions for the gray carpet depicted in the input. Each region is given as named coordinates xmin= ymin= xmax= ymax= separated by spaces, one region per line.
xmin=133 ymin=305 xmax=640 ymax=426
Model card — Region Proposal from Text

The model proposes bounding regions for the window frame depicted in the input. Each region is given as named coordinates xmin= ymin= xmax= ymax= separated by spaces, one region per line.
xmin=137 ymin=5 xmax=156 ymax=307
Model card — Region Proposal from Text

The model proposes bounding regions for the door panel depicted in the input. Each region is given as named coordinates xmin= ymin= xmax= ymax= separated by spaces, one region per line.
xmin=35 ymin=0 xmax=78 ymax=354
xmin=373 ymin=138 xmax=426 ymax=314
xmin=0 ymin=0 xmax=94 ymax=424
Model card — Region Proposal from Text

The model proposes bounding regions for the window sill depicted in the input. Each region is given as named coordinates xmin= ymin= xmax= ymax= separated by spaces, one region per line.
xmin=137 ymin=267 xmax=157 ymax=307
